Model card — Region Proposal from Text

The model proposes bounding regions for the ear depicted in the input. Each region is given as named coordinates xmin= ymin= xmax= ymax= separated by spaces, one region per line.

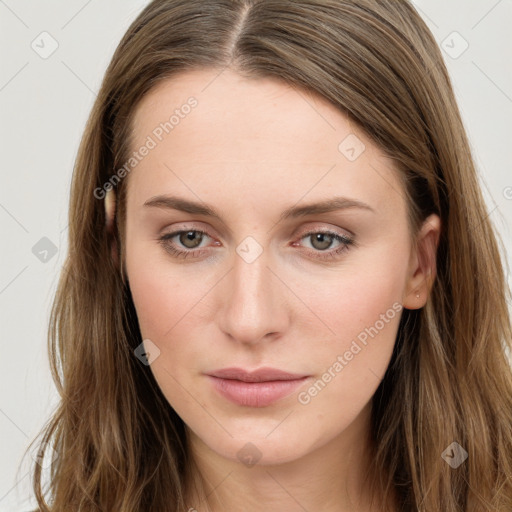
xmin=105 ymin=188 xmax=119 ymax=267
xmin=402 ymin=213 xmax=441 ymax=310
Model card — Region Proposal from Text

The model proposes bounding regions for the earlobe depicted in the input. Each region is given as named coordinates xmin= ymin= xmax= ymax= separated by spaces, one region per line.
xmin=104 ymin=188 xmax=119 ymax=267
xmin=403 ymin=213 xmax=441 ymax=310
xmin=105 ymin=188 xmax=116 ymax=233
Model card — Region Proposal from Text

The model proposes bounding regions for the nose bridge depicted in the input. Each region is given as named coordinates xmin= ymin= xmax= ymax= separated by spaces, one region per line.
xmin=219 ymin=240 xmax=287 ymax=344
xmin=233 ymin=244 xmax=269 ymax=301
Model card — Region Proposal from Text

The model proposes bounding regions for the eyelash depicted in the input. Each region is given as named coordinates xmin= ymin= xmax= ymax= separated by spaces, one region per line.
xmin=158 ymin=227 xmax=355 ymax=261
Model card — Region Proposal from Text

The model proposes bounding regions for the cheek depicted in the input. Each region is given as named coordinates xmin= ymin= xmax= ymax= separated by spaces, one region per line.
xmin=296 ymin=244 xmax=406 ymax=345
xmin=128 ymin=264 xmax=178 ymax=340
xmin=126 ymin=252 xmax=206 ymax=418
xmin=292 ymin=248 xmax=406 ymax=408
xmin=126 ymin=237 xmax=197 ymax=339
xmin=302 ymin=280 xmax=401 ymax=373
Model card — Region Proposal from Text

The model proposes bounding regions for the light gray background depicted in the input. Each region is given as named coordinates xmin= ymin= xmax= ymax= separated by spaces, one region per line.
xmin=0 ymin=1 xmax=511 ymax=510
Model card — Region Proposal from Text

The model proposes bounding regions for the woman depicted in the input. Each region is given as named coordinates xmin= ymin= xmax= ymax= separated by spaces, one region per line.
xmin=28 ymin=0 xmax=512 ymax=510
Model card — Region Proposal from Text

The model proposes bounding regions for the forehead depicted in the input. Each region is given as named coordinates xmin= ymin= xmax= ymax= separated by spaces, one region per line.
xmin=126 ymin=68 xmax=404 ymax=217
xmin=131 ymin=68 xmax=355 ymax=160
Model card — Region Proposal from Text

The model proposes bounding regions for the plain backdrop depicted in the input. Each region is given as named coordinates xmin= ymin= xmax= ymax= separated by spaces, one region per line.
xmin=0 ymin=1 xmax=511 ymax=510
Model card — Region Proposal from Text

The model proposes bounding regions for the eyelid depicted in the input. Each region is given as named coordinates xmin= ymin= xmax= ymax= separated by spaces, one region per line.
xmin=294 ymin=221 xmax=355 ymax=238
xmin=159 ymin=222 xmax=217 ymax=240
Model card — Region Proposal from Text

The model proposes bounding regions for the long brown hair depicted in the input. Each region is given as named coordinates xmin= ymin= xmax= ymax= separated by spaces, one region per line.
xmin=27 ymin=0 xmax=512 ymax=510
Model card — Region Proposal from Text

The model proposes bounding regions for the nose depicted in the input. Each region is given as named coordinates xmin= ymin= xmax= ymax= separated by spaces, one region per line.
xmin=217 ymin=247 xmax=290 ymax=346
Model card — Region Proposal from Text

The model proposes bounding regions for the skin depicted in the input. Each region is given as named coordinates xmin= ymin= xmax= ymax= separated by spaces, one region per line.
xmin=122 ymin=68 xmax=441 ymax=512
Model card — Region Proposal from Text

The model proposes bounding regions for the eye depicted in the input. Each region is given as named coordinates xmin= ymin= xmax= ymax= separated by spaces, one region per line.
xmin=158 ymin=229 xmax=216 ymax=259
xmin=157 ymin=227 xmax=355 ymax=261
xmin=293 ymin=229 xmax=355 ymax=261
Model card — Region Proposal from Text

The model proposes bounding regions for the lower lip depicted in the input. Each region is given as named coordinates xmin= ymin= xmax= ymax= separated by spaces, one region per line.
xmin=207 ymin=376 xmax=309 ymax=407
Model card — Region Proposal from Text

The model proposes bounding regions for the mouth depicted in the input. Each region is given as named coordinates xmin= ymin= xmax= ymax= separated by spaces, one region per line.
xmin=205 ymin=367 xmax=311 ymax=407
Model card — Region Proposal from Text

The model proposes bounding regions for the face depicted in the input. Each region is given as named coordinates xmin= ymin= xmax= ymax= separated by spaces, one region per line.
xmin=123 ymin=68 xmax=429 ymax=466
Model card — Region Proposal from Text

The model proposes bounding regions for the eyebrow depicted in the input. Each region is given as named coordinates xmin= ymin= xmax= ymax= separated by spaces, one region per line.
xmin=143 ymin=195 xmax=375 ymax=222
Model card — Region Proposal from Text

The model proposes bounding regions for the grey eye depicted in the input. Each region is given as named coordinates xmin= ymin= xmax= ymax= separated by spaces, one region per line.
xmin=308 ymin=232 xmax=336 ymax=251
xmin=178 ymin=231 xmax=204 ymax=249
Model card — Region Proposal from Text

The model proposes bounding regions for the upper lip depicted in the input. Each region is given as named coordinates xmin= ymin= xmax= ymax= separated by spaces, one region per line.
xmin=207 ymin=367 xmax=308 ymax=383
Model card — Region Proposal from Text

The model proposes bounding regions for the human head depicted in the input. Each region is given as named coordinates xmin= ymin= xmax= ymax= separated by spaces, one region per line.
xmin=31 ymin=1 xmax=512 ymax=511
xmin=121 ymin=66 xmax=441 ymax=511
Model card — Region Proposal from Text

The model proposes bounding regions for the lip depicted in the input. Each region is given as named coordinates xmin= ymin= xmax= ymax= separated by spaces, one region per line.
xmin=208 ymin=367 xmax=307 ymax=382
xmin=206 ymin=367 xmax=310 ymax=407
